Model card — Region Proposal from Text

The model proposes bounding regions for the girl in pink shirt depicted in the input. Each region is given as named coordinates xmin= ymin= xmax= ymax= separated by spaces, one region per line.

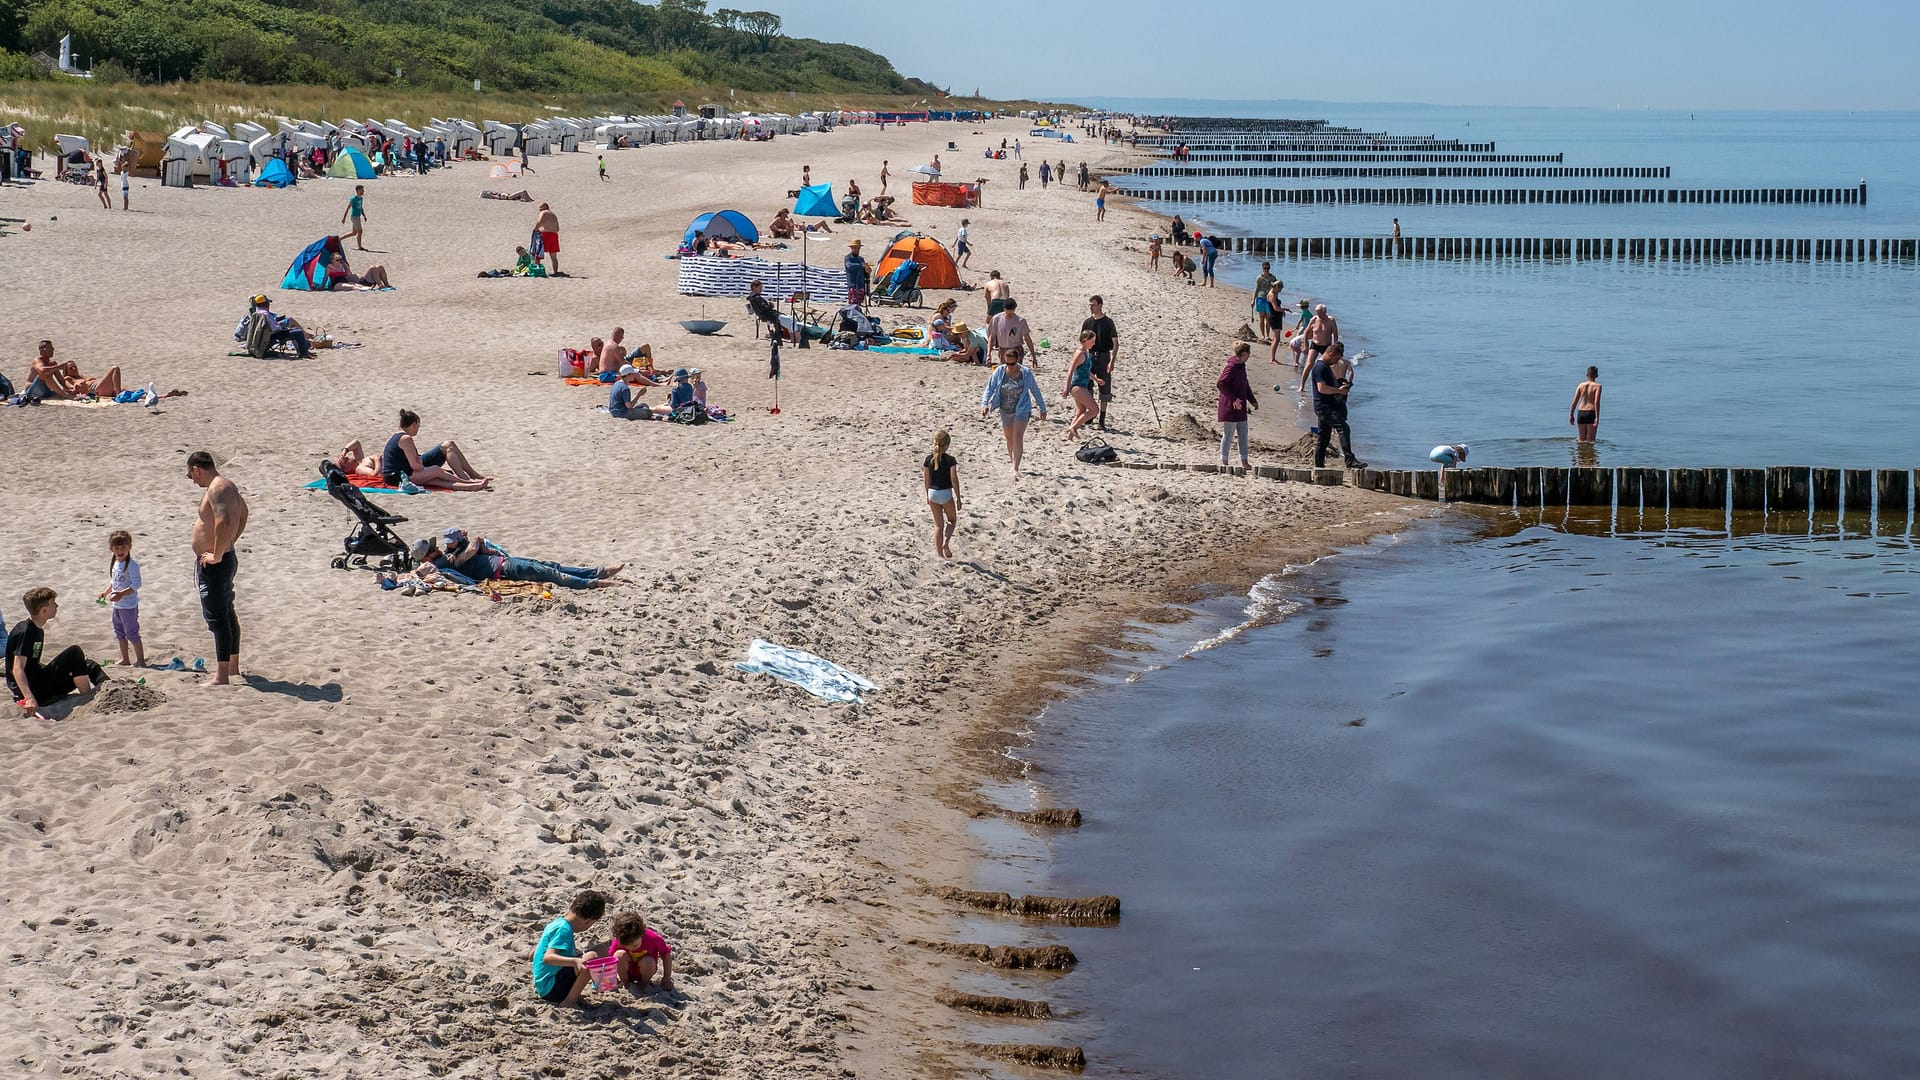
xmin=609 ymin=912 xmax=675 ymax=992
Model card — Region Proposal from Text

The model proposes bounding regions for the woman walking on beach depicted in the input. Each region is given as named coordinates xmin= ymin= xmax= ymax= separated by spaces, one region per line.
xmin=1218 ymin=342 xmax=1258 ymax=469
xmin=1569 ymin=366 xmax=1602 ymax=441
xmin=923 ymin=430 xmax=962 ymax=560
xmin=980 ymin=349 xmax=1047 ymax=477
xmin=1060 ymin=331 xmax=1101 ymax=441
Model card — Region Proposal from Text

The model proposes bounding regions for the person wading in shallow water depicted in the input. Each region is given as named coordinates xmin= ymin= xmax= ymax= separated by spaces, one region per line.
xmin=1570 ymin=365 xmax=1603 ymax=442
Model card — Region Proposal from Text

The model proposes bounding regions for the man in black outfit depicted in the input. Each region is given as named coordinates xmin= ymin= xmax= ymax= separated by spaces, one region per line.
xmin=1310 ymin=342 xmax=1367 ymax=469
xmin=6 ymin=588 xmax=105 ymax=719
xmin=1081 ymin=295 xmax=1119 ymax=431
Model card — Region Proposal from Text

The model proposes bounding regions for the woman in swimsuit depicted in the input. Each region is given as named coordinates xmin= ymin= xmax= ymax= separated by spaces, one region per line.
xmin=328 ymin=252 xmax=392 ymax=290
xmin=1059 ymin=330 xmax=1100 ymax=441
xmin=1569 ymin=365 xmax=1602 ymax=442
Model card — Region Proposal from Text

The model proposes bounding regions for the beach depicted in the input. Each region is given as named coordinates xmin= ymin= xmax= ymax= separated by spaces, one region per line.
xmin=0 ymin=116 xmax=1399 ymax=1078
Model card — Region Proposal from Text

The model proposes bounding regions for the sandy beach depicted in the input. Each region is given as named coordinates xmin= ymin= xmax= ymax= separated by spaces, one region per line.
xmin=0 ymin=116 xmax=1406 ymax=1077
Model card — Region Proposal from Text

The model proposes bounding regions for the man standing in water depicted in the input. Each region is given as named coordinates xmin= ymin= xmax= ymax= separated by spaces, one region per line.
xmin=1297 ymin=303 xmax=1341 ymax=391
xmin=1310 ymin=342 xmax=1367 ymax=470
xmin=189 ymin=451 xmax=248 ymax=687
xmin=1569 ymin=366 xmax=1603 ymax=441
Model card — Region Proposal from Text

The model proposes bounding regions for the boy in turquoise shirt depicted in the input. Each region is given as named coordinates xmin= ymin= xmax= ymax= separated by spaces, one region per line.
xmin=533 ymin=890 xmax=606 ymax=1006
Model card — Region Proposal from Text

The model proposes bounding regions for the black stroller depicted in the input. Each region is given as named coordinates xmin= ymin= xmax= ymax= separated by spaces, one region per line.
xmin=317 ymin=460 xmax=413 ymax=571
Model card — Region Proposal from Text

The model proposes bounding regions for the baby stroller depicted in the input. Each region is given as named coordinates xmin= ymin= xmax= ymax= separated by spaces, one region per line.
xmin=317 ymin=460 xmax=414 ymax=572
xmin=871 ymin=260 xmax=923 ymax=308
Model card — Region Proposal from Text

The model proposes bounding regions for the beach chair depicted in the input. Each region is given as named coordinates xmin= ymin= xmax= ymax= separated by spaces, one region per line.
xmin=55 ymin=134 xmax=93 ymax=183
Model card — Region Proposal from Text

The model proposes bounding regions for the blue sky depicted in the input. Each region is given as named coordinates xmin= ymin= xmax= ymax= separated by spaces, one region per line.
xmin=771 ymin=0 xmax=1920 ymax=110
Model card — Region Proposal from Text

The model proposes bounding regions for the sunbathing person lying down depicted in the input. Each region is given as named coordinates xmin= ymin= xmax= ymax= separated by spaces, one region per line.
xmin=413 ymin=528 xmax=623 ymax=590
xmin=26 ymin=339 xmax=123 ymax=399
xmin=328 ymin=252 xmax=392 ymax=290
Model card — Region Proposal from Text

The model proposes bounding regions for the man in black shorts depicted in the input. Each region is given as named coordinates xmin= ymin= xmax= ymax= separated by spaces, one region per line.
xmin=189 ymin=451 xmax=249 ymax=686
xmin=1081 ymin=295 xmax=1120 ymax=431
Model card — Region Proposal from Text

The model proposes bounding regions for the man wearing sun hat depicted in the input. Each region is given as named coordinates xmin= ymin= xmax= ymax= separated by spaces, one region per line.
xmin=608 ymin=365 xmax=661 ymax=420
xmin=234 ymin=293 xmax=311 ymax=358
xmin=844 ymin=239 xmax=870 ymax=306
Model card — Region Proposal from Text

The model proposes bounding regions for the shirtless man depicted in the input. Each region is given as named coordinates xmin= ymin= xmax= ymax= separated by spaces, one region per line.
xmin=986 ymin=298 xmax=1038 ymax=367
xmin=335 ymin=440 xmax=381 ymax=477
xmin=1569 ymin=366 xmax=1603 ymax=442
xmin=982 ymin=270 xmax=1012 ymax=325
xmin=599 ymin=333 xmax=628 ymax=377
xmin=188 ymin=451 xmax=248 ymax=686
xmin=1297 ymin=305 xmax=1341 ymax=393
xmin=533 ymin=203 xmax=561 ymax=276
xmin=28 ymin=340 xmax=122 ymax=400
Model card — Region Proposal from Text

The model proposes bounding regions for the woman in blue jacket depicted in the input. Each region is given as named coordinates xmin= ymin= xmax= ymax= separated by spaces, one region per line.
xmin=979 ymin=349 xmax=1048 ymax=476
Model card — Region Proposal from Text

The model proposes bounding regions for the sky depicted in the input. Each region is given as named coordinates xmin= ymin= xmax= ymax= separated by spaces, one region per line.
xmin=771 ymin=0 xmax=1920 ymax=111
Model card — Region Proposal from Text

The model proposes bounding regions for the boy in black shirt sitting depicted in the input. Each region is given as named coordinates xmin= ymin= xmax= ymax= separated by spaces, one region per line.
xmin=7 ymin=588 xmax=105 ymax=720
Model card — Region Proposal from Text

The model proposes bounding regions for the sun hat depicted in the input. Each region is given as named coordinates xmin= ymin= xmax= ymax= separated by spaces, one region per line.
xmin=688 ymin=368 xmax=702 ymax=376
xmin=848 ymin=239 xmax=862 ymax=248
xmin=442 ymin=527 xmax=465 ymax=546
xmin=251 ymin=294 xmax=270 ymax=305
xmin=410 ymin=538 xmax=432 ymax=561
xmin=672 ymin=367 xmax=690 ymax=379
xmin=617 ymin=364 xmax=637 ymax=377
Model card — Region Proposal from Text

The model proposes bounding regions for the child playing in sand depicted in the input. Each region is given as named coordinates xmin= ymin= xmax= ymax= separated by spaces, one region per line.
xmin=608 ymin=911 xmax=674 ymax=993
xmin=1148 ymin=236 xmax=1162 ymax=271
xmin=533 ymin=890 xmax=605 ymax=1007
xmin=100 ymin=530 xmax=144 ymax=667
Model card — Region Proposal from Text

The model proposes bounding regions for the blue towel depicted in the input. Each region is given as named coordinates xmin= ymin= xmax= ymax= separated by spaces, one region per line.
xmin=734 ymin=639 xmax=878 ymax=703
xmin=302 ymin=478 xmax=411 ymax=495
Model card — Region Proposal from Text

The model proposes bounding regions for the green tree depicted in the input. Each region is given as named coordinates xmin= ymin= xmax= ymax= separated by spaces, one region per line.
xmin=737 ymin=10 xmax=780 ymax=52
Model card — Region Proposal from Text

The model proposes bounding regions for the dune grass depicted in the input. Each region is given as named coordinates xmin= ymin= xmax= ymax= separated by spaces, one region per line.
xmin=0 ymin=79 xmax=1075 ymax=150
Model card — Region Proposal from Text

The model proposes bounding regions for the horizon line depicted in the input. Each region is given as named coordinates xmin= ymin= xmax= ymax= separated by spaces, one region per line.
xmin=1063 ymin=94 xmax=1920 ymax=116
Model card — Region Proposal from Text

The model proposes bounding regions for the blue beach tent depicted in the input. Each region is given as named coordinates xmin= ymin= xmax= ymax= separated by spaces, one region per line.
xmin=684 ymin=209 xmax=758 ymax=246
xmin=256 ymin=158 xmax=295 ymax=188
xmin=328 ymin=147 xmax=376 ymax=180
xmin=792 ymin=183 xmax=837 ymax=217
xmin=282 ymin=235 xmax=344 ymax=290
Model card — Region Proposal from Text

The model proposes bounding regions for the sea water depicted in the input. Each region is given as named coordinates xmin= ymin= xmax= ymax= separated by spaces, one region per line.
xmin=1105 ymin=103 xmax=1920 ymax=469
xmin=997 ymin=517 xmax=1920 ymax=1079
xmin=962 ymin=102 xmax=1920 ymax=1078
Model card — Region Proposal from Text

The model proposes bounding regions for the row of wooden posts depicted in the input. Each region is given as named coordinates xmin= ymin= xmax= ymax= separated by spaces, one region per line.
xmin=1176 ymin=152 xmax=1563 ymax=163
xmin=1121 ymin=183 xmax=1869 ymax=206
xmin=1224 ymin=235 xmax=1920 ymax=262
xmin=1108 ymin=462 xmax=1916 ymax=515
xmin=1142 ymin=138 xmax=1496 ymax=153
xmin=1132 ymin=165 xmax=1672 ymax=179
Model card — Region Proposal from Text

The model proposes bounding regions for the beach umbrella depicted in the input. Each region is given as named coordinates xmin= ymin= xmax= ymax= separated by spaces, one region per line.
xmin=906 ymin=163 xmax=941 ymax=178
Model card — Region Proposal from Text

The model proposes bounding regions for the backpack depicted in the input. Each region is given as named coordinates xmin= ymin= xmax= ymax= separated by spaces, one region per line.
xmin=1074 ymin=437 xmax=1118 ymax=464
xmin=0 ymin=372 xmax=13 ymax=400
xmin=671 ymin=402 xmax=709 ymax=425
xmin=244 ymin=311 xmax=277 ymax=359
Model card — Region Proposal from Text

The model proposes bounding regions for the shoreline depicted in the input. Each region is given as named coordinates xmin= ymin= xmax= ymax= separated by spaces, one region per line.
xmin=0 ymin=114 xmax=1415 ymax=1078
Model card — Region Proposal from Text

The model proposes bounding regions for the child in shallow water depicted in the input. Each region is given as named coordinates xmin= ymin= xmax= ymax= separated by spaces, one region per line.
xmin=609 ymin=912 xmax=674 ymax=992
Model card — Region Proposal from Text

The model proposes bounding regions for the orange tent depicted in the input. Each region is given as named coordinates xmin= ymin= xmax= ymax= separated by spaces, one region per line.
xmin=875 ymin=234 xmax=962 ymax=289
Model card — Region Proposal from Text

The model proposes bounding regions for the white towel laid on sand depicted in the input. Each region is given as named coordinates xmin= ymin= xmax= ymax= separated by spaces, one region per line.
xmin=735 ymin=639 xmax=877 ymax=703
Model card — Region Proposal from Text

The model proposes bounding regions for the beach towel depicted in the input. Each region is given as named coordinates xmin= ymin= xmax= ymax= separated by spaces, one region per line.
xmin=301 ymin=474 xmax=422 ymax=495
xmin=734 ymin=639 xmax=878 ymax=704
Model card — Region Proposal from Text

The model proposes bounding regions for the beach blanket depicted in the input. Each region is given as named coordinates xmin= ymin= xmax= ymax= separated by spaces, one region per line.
xmin=38 ymin=397 xmax=116 ymax=409
xmin=301 ymin=475 xmax=420 ymax=495
xmin=677 ymin=255 xmax=850 ymax=299
xmin=734 ymin=639 xmax=878 ymax=704
xmin=865 ymin=345 xmax=946 ymax=356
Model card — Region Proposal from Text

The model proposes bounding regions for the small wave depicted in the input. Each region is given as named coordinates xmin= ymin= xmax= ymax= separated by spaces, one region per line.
xmin=1181 ymin=537 xmax=1398 ymax=656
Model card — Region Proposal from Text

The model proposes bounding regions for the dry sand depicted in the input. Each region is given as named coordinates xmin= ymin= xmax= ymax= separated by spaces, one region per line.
xmin=0 ymin=117 xmax=1413 ymax=1077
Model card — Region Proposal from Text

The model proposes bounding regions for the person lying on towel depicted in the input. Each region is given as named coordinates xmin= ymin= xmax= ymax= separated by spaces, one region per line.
xmin=412 ymin=528 xmax=623 ymax=590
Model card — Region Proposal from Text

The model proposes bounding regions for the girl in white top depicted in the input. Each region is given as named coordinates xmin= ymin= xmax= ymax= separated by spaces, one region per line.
xmin=101 ymin=529 xmax=144 ymax=666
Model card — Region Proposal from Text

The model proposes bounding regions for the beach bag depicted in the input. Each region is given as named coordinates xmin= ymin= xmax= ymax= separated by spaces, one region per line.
xmin=244 ymin=311 xmax=277 ymax=359
xmin=1075 ymin=437 xmax=1118 ymax=464
xmin=0 ymin=372 xmax=12 ymax=399
xmin=671 ymin=402 xmax=709 ymax=425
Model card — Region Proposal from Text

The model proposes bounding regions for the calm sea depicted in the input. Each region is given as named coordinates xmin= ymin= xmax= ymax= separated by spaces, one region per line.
xmin=958 ymin=101 xmax=1920 ymax=1079
xmin=1106 ymin=101 xmax=1920 ymax=470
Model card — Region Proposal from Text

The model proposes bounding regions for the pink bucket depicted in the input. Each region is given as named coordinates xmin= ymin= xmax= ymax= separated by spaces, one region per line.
xmin=583 ymin=955 xmax=621 ymax=992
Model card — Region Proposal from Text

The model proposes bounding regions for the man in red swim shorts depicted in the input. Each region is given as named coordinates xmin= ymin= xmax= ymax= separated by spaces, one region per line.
xmin=534 ymin=202 xmax=562 ymax=276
